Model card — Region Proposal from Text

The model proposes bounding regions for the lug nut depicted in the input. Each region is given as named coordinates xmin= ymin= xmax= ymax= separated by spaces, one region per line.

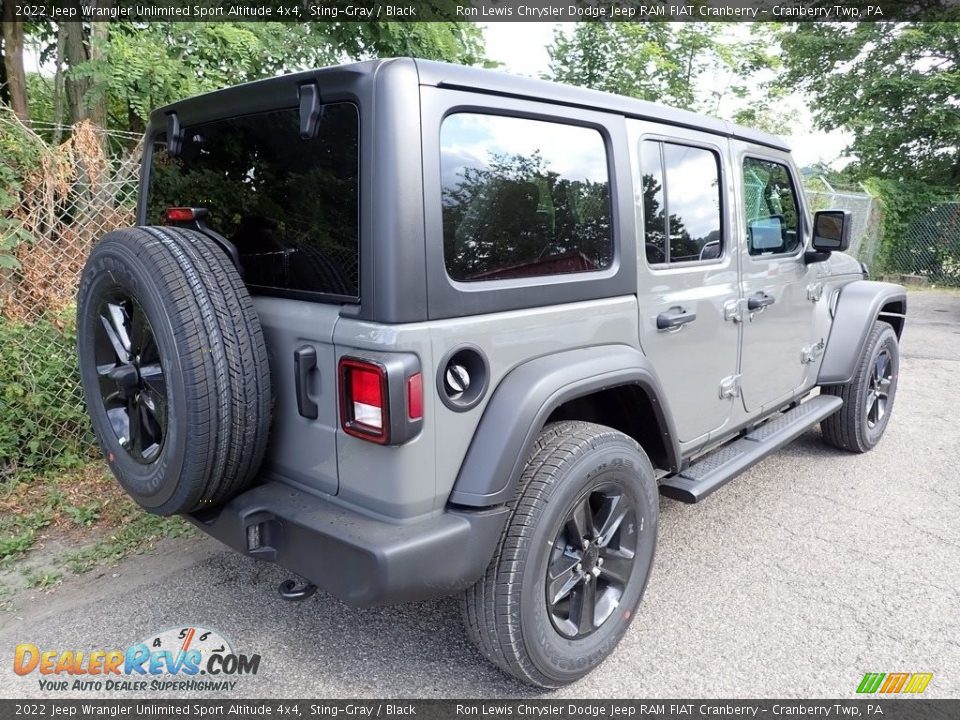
xmin=598 ymin=557 xmax=604 ymax=566
xmin=591 ymin=566 xmax=601 ymax=578
xmin=575 ymin=563 xmax=582 ymax=573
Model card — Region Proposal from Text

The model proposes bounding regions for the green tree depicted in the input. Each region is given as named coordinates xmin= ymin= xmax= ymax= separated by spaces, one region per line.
xmin=779 ymin=22 xmax=960 ymax=186
xmin=546 ymin=23 xmax=786 ymax=131
xmin=1 ymin=1 xmax=30 ymax=121
xmin=62 ymin=21 xmax=485 ymax=133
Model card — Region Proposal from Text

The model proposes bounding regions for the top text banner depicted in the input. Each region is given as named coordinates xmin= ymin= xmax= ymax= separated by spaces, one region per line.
xmin=11 ymin=0 xmax=960 ymax=22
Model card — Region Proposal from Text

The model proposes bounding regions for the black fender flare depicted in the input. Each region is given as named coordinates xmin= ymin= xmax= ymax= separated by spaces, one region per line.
xmin=447 ymin=344 xmax=679 ymax=507
xmin=818 ymin=280 xmax=907 ymax=386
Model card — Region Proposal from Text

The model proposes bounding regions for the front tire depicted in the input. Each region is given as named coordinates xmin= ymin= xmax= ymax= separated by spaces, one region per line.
xmin=820 ymin=322 xmax=900 ymax=453
xmin=463 ymin=421 xmax=658 ymax=688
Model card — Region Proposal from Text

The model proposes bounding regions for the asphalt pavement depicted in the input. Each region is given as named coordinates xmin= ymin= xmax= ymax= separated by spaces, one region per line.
xmin=2 ymin=289 xmax=958 ymax=699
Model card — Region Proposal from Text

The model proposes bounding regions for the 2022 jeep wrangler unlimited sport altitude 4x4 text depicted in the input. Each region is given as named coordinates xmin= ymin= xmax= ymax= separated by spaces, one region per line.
xmin=77 ymin=58 xmax=906 ymax=688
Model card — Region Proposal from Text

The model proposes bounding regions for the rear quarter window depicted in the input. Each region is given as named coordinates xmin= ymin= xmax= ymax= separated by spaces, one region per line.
xmin=439 ymin=113 xmax=612 ymax=282
xmin=147 ymin=103 xmax=360 ymax=299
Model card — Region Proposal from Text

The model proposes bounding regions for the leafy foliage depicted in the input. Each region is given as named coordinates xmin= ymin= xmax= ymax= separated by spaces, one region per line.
xmin=546 ymin=23 xmax=788 ymax=132
xmin=67 ymin=22 xmax=485 ymax=131
xmin=0 ymin=312 xmax=93 ymax=475
xmin=778 ymin=22 xmax=960 ymax=279
xmin=779 ymin=22 xmax=960 ymax=186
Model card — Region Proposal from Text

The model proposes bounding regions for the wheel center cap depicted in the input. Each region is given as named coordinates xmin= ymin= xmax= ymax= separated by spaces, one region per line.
xmin=583 ymin=544 xmax=600 ymax=570
xmin=110 ymin=364 xmax=141 ymax=397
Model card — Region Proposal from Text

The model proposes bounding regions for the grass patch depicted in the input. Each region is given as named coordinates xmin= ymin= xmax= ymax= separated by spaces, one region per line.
xmin=65 ymin=513 xmax=193 ymax=574
xmin=0 ymin=462 xmax=196 ymax=587
xmin=23 ymin=569 xmax=62 ymax=590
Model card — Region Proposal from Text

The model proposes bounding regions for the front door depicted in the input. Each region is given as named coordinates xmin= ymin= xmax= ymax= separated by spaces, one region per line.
xmin=734 ymin=145 xmax=821 ymax=413
xmin=629 ymin=121 xmax=741 ymax=445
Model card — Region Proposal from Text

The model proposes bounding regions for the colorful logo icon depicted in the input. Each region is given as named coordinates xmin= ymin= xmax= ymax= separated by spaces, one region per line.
xmin=856 ymin=673 xmax=933 ymax=694
xmin=13 ymin=625 xmax=260 ymax=692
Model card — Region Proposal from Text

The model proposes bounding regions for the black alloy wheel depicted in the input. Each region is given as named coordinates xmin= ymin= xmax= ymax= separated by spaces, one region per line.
xmin=546 ymin=484 xmax=637 ymax=639
xmin=865 ymin=348 xmax=893 ymax=430
xmin=94 ymin=292 xmax=167 ymax=464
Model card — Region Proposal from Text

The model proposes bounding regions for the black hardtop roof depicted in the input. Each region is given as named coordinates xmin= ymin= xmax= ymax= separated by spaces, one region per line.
xmin=151 ymin=57 xmax=790 ymax=153
xmin=413 ymin=59 xmax=790 ymax=152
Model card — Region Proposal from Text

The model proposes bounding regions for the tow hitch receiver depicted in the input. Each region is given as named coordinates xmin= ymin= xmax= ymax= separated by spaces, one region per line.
xmin=278 ymin=578 xmax=317 ymax=602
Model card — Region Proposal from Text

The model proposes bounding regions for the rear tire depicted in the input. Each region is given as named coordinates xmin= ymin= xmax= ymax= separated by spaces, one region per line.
xmin=820 ymin=322 xmax=899 ymax=453
xmin=463 ymin=421 xmax=658 ymax=688
xmin=76 ymin=226 xmax=271 ymax=515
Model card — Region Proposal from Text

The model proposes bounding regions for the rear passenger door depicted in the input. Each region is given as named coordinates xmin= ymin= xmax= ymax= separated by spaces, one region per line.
xmin=628 ymin=121 xmax=741 ymax=446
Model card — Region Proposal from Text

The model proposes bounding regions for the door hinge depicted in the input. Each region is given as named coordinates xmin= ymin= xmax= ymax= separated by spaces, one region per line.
xmin=801 ymin=339 xmax=826 ymax=364
xmin=807 ymin=282 xmax=824 ymax=302
xmin=719 ymin=374 xmax=741 ymax=399
xmin=723 ymin=298 xmax=745 ymax=323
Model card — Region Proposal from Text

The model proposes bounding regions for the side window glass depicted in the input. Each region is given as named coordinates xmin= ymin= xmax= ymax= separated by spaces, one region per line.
xmin=440 ymin=113 xmax=612 ymax=282
xmin=639 ymin=140 xmax=722 ymax=265
xmin=743 ymin=158 xmax=802 ymax=256
xmin=640 ymin=141 xmax=666 ymax=264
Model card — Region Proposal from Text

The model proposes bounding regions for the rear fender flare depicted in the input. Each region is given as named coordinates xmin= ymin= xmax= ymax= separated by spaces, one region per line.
xmin=818 ymin=280 xmax=907 ymax=386
xmin=447 ymin=345 xmax=679 ymax=507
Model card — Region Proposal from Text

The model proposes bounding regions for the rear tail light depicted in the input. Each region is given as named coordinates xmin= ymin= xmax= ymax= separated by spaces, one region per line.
xmin=164 ymin=207 xmax=197 ymax=224
xmin=339 ymin=358 xmax=388 ymax=443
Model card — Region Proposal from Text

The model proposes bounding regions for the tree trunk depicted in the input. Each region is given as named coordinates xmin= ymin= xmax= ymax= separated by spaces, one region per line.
xmin=87 ymin=21 xmax=108 ymax=128
xmin=52 ymin=23 xmax=67 ymax=144
xmin=1 ymin=0 xmax=30 ymax=122
xmin=0 ymin=20 xmax=8 ymax=107
xmin=64 ymin=21 xmax=91 ymax=123
xmin=63 ymin=17 xmax=109 ymax=132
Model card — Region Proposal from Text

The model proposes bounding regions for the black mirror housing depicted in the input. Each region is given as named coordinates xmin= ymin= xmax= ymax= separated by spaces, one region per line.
xmin=812 ymin=209 xmax=852 ymax=252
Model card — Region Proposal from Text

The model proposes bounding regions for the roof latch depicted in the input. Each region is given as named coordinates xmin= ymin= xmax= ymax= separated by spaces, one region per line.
xmin=165 ymin=111 xmax=184 ymax=157
xmin=299 ymin=83 xmax=322 ymax=140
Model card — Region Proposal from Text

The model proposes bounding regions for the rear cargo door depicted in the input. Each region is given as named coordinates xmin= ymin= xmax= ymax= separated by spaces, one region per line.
xmin=254 ymin=297 xmax=341 ymax=495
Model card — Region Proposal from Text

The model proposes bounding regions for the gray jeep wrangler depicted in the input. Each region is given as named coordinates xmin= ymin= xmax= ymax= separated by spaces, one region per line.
xmin=77 ymin=59 xmax=906 ymax=688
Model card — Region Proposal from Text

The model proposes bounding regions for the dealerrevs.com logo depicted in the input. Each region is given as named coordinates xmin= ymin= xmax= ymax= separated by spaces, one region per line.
xmin=13 ymin=626 xmax=261 ymax=693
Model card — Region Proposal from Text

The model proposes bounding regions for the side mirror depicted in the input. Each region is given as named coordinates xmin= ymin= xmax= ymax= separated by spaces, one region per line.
xmin=813 ymin=210 xmax=852 ymax=251
xmin=806 ymin=209 xmax=852 ymax=264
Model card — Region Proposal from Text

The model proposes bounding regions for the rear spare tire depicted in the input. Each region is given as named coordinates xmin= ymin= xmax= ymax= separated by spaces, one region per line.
xmin=77 ymin=226 xmax=271 ymax=515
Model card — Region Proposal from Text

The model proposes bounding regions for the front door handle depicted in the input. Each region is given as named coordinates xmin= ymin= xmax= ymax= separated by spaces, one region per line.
xmin=294 ymin=345 xmax=319 ymax=419
xmin=747 ymin=292 xmax=776 ymax=311
xmin=657 ymin=307 xmax=697 ymax=330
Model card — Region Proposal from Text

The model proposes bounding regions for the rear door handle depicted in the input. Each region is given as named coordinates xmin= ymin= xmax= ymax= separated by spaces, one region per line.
xmin=747 ymin=292 xmax=776 ymax=311
xmin=294 ymin=345 xmax=319 ymax=419
xmin=656 ymin=307 xmax=697 ymax=330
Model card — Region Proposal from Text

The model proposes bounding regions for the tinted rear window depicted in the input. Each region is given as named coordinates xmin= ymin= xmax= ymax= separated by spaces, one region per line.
xmin=440 ymin=113 xmax=612 ymax=282
xmin=147 ymin=103 xmax=359 ymax=299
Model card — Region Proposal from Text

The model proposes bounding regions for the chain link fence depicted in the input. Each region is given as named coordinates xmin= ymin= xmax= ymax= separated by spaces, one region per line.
xmin=0 ymin=114 xmax=141 ymax=477
xmin=882 ymin=202 xmax=960 ymax=287
xmin=805 ymin=179 xmax=959 ymax=287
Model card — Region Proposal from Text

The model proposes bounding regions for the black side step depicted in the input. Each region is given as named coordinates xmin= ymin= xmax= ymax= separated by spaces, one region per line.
xmin=659 ymin=394 xmax=843 ymax=504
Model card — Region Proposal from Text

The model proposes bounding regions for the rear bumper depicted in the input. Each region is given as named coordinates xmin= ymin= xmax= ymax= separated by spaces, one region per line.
xmin=187 ymin=482 xmax=509 ymax=607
